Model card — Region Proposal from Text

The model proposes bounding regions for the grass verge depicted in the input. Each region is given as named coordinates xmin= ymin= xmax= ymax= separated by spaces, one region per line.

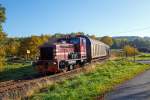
xmin=30 ymin=59 xmax=150 ymax=100
xmin=127 ymin=53 xmax=150 ymax=61
xmin=0 ymin=63 xmax=37 ymax=82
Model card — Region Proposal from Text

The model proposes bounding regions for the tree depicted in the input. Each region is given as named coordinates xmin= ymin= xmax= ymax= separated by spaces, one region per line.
xmin=100 ymin=36 xmax=113 ymax=46
xmin=19 ymin=35 xmax=50 ymax=59
xmin=111 ymin=39 xmax=129 ymax=49
xmin=0 ymin=4 xmax=6 ymax=32
xmin=0 ymin=4 xmax=6 ymax=41
xmin=0 ymin=46 xmax=5 ymax=71
xmin=90 ymin=35 xmax=96 ymax=39
xmin=0 ymin=4 xmax=6 ymax=71
xmin=5 ymin=38 xmax=20 ymax=56
xmin=52 ymin=33 xmax=64 ymax=38
xmin=40 ymin=34 xmax=51 ymax=43
xmin=123 ymin=45 xmax=138 ymax=57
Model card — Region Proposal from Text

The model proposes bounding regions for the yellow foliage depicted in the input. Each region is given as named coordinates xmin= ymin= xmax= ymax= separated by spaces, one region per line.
xmin=100 ymin=36 xmax=113 ymax=46
xmin=123 ymin=45 xmax=138 ymax=56
xmin=19 ymin=35 xmax=50 ymax=59
xmin=0 ymin=46 xmax=5 ymax=71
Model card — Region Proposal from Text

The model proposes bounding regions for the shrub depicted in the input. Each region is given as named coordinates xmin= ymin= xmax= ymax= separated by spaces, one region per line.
xmin=0 ymin=46 xmax=5 ymax=71
xmin=123 ymin=45 xmax=139 ymax=57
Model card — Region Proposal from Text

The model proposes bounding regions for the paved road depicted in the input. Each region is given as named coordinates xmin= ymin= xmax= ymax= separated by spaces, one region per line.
xmin=136 ymin=60 xmax=150 ymax=64
xmin=105 ymin=60 xmax=150 ymax=100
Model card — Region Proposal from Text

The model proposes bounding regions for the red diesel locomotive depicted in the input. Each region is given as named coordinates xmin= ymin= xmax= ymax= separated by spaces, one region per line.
xmin=34 ymin=35 xmax=110 ymax=73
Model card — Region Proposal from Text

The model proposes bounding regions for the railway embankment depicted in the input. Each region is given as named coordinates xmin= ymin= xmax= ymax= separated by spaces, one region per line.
xmin=0 ymin=60 xmax=104 ymax=100
xmin=30 ymin=59 xmax=150 ymax=100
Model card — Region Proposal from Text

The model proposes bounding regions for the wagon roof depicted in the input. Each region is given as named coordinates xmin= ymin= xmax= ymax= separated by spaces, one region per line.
xmin=79 ymin=35 xmax=110 ymax=48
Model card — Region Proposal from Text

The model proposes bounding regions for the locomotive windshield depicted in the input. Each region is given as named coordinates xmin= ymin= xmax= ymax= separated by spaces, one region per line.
xmin=69 ymin=38 xmax=80 ymax=44
xmin=40 ymin=47 xmax=53 ymax=60
xmin=57 ymin=38 xmax=68 ymax=43
xmin=57 ymin=37 xmax=80 ymax=44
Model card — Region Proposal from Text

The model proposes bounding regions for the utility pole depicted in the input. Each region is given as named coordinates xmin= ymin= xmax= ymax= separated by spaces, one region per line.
xmin=26 ymin=50 xmax=30 ymax=61
xmin=134 ymin=45 xmax=136 ymax=62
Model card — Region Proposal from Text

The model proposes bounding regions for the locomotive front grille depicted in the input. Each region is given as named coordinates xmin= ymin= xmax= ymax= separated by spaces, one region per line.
xmin=40 ymin=47 xmax=54 ymax=60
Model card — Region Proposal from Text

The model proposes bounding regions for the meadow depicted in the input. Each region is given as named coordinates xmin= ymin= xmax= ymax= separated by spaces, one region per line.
xmin=0 ymin=61 xmax=37 ymax=82
xmin=30 ymin=59 xmax=150 ymax=100
xmin=127 ymin=53 xmax=150 ymax=61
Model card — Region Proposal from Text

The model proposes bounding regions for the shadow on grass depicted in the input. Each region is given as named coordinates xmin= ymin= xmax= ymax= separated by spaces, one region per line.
xmin=0 ymin=64 xmax=38 ymax=82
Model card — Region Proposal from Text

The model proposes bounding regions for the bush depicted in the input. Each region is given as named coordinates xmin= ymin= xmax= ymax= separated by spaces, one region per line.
xmin=0 ymin=46 xmax=5 ymax=71
xmin=123 ymin=45 xmax=139 ymax=57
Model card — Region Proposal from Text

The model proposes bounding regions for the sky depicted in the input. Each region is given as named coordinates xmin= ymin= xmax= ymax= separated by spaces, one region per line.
xmin=0 ymin=0 xmax=150 ymax=37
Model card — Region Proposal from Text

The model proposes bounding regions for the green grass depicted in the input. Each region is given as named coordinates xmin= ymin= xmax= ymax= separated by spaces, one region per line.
xmin=127 ymin=53 xmax=150 ymax=61
xmin=0 ymin=62 xmax=37 ymax=82
xmin=30 ymin=59 xmax=150 ymax=100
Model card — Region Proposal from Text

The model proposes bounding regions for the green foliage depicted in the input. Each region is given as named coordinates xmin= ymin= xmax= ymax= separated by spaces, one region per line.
xmin=111 ymin=39 xmax=128 ymax=49
xmin=52 ymin=33 xmax=64 ymax=38
xmin=132 ymin=39 xmax=150 ymax=52
xmin=0 ymin=4 xmax=6 ymax=32
xmin=112 ymin=36 xmax=150 ymax=52
xmin=31 ymin=60 xmax=150 ymax=100
xmin=100 ymin=36 xmax=113 ymax=46
xmin=70 ymin=32 xmax=85 ymax=35
xmin=0 ymin=4 xmax=5 ymax=23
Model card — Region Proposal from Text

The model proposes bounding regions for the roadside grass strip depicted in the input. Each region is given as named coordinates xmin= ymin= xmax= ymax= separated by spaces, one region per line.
xmin=0 ymin=63 xmax=37 ymax=81
xmin=127 ymin=53 xmax=150 ymax=61
xmin=31 ymin=59 xmax=150 ymax=100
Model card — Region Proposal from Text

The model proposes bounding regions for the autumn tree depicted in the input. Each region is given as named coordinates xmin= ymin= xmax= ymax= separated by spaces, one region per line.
xmin=52 ymin=33 xmax=64 ymax=38
xmin=0 ymin=4 xmax=6 ymax=71
xmin=5 ymin=38 xmax=20 ymax=56
xmin=90 ymin=35 xmax=96 ymax=39
xmin=123 ymin=45 xmax=138 ymax=57
xmin=70 ymin=32 xmax=85 ymax=35
xmin=100 ymin=36 xmax=113 ymax=46
xmin=40 ymin=34 xmax=51 ymax=42
xmin=19 ymin=35 xmax=50 ymax=59
xmin=0 ymin=4 xmax=6 ymax=42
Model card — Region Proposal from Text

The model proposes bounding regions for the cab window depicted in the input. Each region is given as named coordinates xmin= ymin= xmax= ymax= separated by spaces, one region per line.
xmin=69 ymin=38 xmax=80 ymax=44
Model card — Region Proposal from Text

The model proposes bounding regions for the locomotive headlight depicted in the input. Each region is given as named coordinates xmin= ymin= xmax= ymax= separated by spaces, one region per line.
xmin=53 ymin=62 xmax=57 ymax=64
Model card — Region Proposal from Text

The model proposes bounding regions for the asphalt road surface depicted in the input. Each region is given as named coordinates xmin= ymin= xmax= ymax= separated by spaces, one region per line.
xmin=105 ymin=60 xmax=150 ymax=100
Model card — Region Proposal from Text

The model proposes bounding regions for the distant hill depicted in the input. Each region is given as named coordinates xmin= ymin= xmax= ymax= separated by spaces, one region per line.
xmin=112 ymin=36 xmax=150 ymax=41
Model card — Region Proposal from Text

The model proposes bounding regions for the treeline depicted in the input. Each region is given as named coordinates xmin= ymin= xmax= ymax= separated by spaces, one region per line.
xmin=1 ymin=32 xmax=112 ymax=61
xmin=112 ymin=36 xmax=150 ymax=52
xmin=2 ymin=32 xmax=150 ymax=62
xmin=5 ymin=35 xmax=50 ymax=59
xmin=4 ymin=33 xmax=108 ymax=59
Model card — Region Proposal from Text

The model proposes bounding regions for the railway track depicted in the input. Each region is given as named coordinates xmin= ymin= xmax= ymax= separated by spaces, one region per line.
xmin=0 ymin=59 xmax=106 ymax=100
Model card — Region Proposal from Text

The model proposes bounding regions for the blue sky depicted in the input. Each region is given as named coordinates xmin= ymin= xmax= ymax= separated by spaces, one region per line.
xmin=0 ymin=0 xmax=150 ymax=37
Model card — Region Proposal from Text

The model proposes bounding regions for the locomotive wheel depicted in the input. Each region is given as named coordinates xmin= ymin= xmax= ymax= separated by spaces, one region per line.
xmin=62 ymin=67 xmax=67 ymax=73
xmin=67 ymin=65 xmax=74 ymax=71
